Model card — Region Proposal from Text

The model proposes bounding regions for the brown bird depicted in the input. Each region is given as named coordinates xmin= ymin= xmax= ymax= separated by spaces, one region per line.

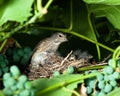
xmin=31 ymin=32 xmax=67 ymax=68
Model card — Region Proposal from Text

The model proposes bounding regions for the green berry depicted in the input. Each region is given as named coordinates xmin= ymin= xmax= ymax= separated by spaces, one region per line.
xmin=19 ymin=90 xmax=30 ymax=96
xmin=13 ymin=54 xmax=21 ymax=62
xmin=21 ymin=54 xmax=29 ymax=65
xmin=108 ymin=59 xmax=113 ymax=66
xmin=3 ymin=73 xmax=11 ymax=80
xmin=2 ymin=67 xmax=9 ymax=73
xmin=18 ymin=75 xmax=27 ymax=83
xmin=17 ymin=48 xmax=24 ymax=56
xmin=84 ymin=71 xmax=89 ymax=75
xmin=103 ymin=66 xmax=114 ymax=75
xmin=104 ymin=75 xmax=109 ymax=81
xmin=0 ymin=54 xmax=4 ymax=61
xmin=97 ymin=73 xmax=104 ymax=81
xmin=112 ymin=72 xmax=119 ymax=79
xmin=11 ymin=85 xmax=17 ymax=91
xmin=104 ymin=84 xmax=113 ymax=93
xmin=3 ymin=88 xmax=13 ymax=95
xmin=98 ymin=81 xmax=105 ymax=90
xmin=0 ymin=61 xmax=6 ymax=68
xmin=98 ymin=91 xmax=106 ymax=96
xmin=66 ymin=66 xmax=74 ymax=74
xmin=5 ymin=77 xmax=16 ymax=86
xmin=89 ymin=79 xmax=96 ymax=88
xmin=10 ymin=65 xmax=20 ymax=77
xmin=110 ymin=80 xmax=117 ymax=87
xmin=91 ymin=70 xmax=98 ymax=73
xmin=86 ymin=86 xmax=92 ymax=94
xmin=24 ymin=47 xmax=32 ymax=54
xmin=53 ymin=71 xmax=60 ymax=76
xmin=24 ymin=81 xmax=32 ymax=89
xmin=17 ymin=82 xmax=24 ymax=90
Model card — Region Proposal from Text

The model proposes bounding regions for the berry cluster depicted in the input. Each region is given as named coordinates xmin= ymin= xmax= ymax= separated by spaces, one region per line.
xmin=0 ymin=54 xmax=9 ymax=76
xmin=3 ymin=65 xmax=34 ymax=96
xmin=85 ymin=59 xmax=120 ymax=96
xmin=6 ymin=47 xmax=32 ymax=65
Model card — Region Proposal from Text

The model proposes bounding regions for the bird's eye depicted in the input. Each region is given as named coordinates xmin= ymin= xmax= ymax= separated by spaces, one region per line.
xmin=58 ymin=34 xmax=62 ymax=37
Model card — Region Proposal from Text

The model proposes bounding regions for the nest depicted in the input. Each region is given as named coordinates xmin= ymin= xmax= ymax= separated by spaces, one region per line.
xmin=27 ymin=51 xmax=93 ymax=80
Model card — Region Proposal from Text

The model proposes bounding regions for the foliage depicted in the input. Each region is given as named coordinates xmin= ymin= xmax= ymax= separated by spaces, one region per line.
xmin=0 ymin=0 xmax=120 ymax=96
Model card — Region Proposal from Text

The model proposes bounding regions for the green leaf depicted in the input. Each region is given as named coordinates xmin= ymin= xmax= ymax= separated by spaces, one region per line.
xmin=32 ymin=74 xmax=83 ymax=96
xmin=61 ymin=0 xmax=101 ymax=59
xmin=0 ymin=90 xmax=5 ymax=96
xmin=89 ymin=5 xmax=120 ymax=30
xmin=0 ymin=0 xmax=34 ymax=26
xmin=83 ymin=0 xmax=120 ymax=5
xmin=106 ymin=87 xmax=120 ymax=96
xmin=62 ymin=0 xmax=96 ymax=40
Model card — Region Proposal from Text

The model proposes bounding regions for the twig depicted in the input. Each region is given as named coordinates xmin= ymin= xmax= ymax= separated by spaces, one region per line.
xmin=60 ymin=50 xmax=73 ymax=66
xmin=102 ymin=54 xmax=112 ymax=62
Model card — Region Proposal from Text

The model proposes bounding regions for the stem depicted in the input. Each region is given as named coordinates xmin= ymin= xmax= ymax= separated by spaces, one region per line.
xmin=112 ymin=46 xmax=120 ymax=68
xmin=69 ymin=31 xmax=114 ymax=52
xmin=36 ymin=73 xmax=97 ymax=95
xmin=86 ymin=4 xmax=101 ymax=60
xmin=63 ymin=87 xmax=80 ymax=96
xmin=36 ymin=26 xmax=114 ymax=52
xmin=0 ymin=0 xmax=53 ymax=41
xmin=77 ymin=65 xmax=107 ymax=72
xmin=0 ymin=39 xmax=7 ymax=52
xmin=44 ymin=0 xmax=53 ymax=9
xmin=68 ymin=0 xmax=73 ymax=31
xmin=37 ymin=0 xmax=42 ymax=12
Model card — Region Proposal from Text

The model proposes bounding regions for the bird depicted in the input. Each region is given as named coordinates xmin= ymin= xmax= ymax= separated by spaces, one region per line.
xmin=30 ymin=32 xmax=67 ymax=68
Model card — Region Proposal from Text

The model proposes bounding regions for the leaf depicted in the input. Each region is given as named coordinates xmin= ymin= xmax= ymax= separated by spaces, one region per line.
xmin=62 ymin=0 xmax=101 ymax=59
xmin=83 ymin=0 xmax=120 ymax=5
xmin=0 ymin=0 xmax=34 ymax=26
xmin=106 ymin=87 xmax=120 ymax=96
xmin=62 ymin=0 xmax=96 ymax=40
xmin=89 ymin=5 xmax=120 ymax=30
xmin=32 ymin=74 xmax=83 ymax=96
xmin=0 ymin=90 xmax=5 ymax=96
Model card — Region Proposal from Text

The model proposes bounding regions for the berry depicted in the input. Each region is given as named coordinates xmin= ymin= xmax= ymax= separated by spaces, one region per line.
xmin=104 ymin=84 xmax=113 ymax=93
xmin=112 ymin=72 xmax=119 ymax=79
xmin=10 ymin=65 xmax=20 ymax=77
xmin=110 ymin=80 xmax=117 ymax=87
xmin=13 ymin=54 xmax=21 ymax=62
xmin=88 ymin=79 xmax=96 ymax=88
xmin=3 ymin=73 xmax=11 ymax=80
xmin=24 ymin=81 xmax=32 ymax=89
xmin=66 ymin=66 xmax=74 ymax=74
xmin=98 ymin=91 xmax=106 ymax=96
xmin=3 ymin=88 xmax=13 ymax=95
xmin=17 ymin=82 xmax=24 ymax=90
xmin=53 ymin=71 xmax=60 ymax=76
xmin=86 ymin=86 xmax=92 ymax=94
xmin=5 ymin=77 xmax=16 ymax=86
xmin=19 ymin=90 xmax=30 ymax=96
xmin=108 ymin=59 xmax=113 ymax=66
xmin=103 ymin=66 xmax=114 ymax=75
xmin=24 ymin=47 xmax=32 ymax=54
xmin=97 ymin=73 xmax=104 ymax=81
xmin=98 ymin=81 xmax=105 ymax=90
xmin=104 ymin=75 xmax=109 ymax=81
xmin=18 ymin=48 xmax=24 ymax=56
xmin=18 ymin=75 xmax=27 ymax=83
